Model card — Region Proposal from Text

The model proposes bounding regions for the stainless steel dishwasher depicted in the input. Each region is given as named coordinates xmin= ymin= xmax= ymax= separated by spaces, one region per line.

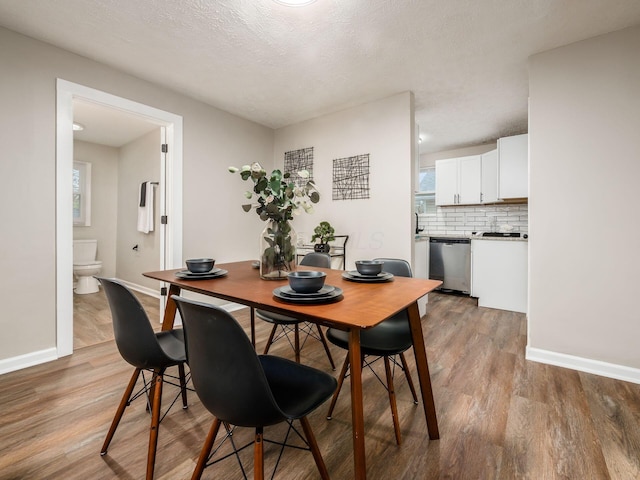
xmin=429 ymin=237 xmax=471 ymax=294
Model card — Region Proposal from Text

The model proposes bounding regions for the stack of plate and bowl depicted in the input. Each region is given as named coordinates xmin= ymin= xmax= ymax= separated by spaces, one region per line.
xmin=273 ymin=271 xmax=343 ymax=303
xmin=342 ymin=260 xmax=394 ymax=282
xmin=175 ymin=258 xmax=228 ymax=280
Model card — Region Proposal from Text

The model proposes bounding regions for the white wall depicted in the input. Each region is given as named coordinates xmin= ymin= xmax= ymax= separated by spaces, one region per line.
xmin=73 ymin=140 xmax=118 ymax=278
xmin=528 ymin=26 xmax=640 ymax=376
xmin=116 ymin=129 xmax=161 ymax=290
xmin=0 ymin=26 xmax=273 ymax=365
xmin=273 ymin=92 xmax=415 ymax=270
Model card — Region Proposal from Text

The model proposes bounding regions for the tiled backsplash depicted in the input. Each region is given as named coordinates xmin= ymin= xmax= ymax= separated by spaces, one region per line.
xmin=417 ymin=204 xmax=528 ymax=236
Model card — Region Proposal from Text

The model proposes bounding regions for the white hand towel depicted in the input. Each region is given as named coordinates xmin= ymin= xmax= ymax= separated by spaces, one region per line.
xmin=137 ymin=182 xmax=154 ymax=233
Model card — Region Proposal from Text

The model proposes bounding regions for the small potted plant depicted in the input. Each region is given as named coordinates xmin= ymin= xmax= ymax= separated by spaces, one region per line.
xmin=311 ymin=221 xmax=335 ymax=253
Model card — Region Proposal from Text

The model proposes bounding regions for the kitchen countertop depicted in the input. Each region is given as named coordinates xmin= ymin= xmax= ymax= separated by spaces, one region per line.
xmin=415 ymin=233 xmax=528 ymax=242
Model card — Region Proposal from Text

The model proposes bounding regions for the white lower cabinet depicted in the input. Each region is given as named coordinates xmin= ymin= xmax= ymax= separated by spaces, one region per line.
xmin=414 ymin=238 xmax=428 ymax=279
xmin=471 ymin=240 xmax=527 ymax=313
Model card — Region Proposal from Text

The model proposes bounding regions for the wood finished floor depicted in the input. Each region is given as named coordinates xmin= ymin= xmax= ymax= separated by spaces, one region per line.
xmin=73 ymin=289 xmax=161 ymax=349
xmin=2 ymin=293 xmax=640 ymax=479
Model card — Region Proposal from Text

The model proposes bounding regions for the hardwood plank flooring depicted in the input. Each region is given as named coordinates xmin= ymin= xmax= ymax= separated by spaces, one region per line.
xmin=2 ymin=293 xmax=640 ymax=479
xmin=73 ymin=289 xmax=160 ymax=349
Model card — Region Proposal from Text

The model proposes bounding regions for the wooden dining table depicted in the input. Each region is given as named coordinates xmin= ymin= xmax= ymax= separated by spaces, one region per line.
xmin=144 ymin=260 xmax=442 ymax=480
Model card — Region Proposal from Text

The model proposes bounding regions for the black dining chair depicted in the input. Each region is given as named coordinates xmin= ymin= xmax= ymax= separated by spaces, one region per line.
xmin=173 ymin=295 xmax=337 ymax=480
xmin=325 ymin=258 xmax=419 ymax=445
xmin=257 ymin=252 xmax=336 ymax=369
xmin=97 ymin=277 xmax=190 ymax=480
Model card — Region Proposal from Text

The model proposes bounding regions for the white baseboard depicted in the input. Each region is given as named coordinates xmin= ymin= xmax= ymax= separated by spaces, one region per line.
xmin=0 ymin=347 xmax=58 ymax=376
xmin=0 ymin=294 xmax=246 ymax=376
xmin=526 ymin=346 xmax=640 ymax=385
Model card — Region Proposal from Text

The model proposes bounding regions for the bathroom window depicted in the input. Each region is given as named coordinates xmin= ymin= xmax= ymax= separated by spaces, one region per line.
xmin=73 ymin=161 xmax=92 ymax=226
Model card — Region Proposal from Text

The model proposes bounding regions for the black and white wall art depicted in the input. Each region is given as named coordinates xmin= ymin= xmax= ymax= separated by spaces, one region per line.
xmin=332 ymin=154 xmax=370 ymax=200
xmin=284 ymin=147 xmax=314 ymax=187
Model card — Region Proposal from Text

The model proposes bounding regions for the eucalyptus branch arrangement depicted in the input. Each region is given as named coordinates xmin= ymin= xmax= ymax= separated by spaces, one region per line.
xmin=228 ymin=162 xmax=320 ymax=222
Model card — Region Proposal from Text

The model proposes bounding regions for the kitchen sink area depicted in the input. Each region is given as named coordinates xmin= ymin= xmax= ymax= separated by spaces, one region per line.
xmin=414 ymin=203 xmax=528 ymax=313
xmin=416 ymin=230 xmax=528 ymax=313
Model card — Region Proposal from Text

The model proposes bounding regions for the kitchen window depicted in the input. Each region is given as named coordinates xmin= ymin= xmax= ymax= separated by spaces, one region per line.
xmin=416 ymin=166 xmax=436 ymax=215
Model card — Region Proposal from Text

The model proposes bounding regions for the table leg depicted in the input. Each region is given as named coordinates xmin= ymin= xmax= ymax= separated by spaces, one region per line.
xmin=407 ymin=301 xmax=439 ymax=439
xmin=348 ymin=328 xmax=366 ymax=479
xmin=250 ymin=308 xmax=256 ymax=348
xmin=161 ymin=284 xmax=181 ymax=331
xmin=152 ymin=284 xmax=182 ymax=405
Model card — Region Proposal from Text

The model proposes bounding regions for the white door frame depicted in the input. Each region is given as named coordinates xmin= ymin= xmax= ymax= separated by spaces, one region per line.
xmin=56 ymin=79 xmax=183 ymax=357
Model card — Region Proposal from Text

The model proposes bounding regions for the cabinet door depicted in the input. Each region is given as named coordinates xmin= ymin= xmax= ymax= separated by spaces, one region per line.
xmin=472 ymin=239 xmax=528 ymax=313
xmin=481 ymin=149 xmax=498 ymax=203
xmin=414 ymin=239 xmax=428 ymax=279
xmin=458 ymin=155 xmax=481 ymax=204
xmin=435 ymin=158 xmax=458 ymax=206
xmin=498 ymin=134 xmax=528 ymax=199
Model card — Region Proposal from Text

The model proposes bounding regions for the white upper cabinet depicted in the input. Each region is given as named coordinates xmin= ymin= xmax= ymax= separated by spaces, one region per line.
xmin=435 ymin=157 xmax=462 ymax=205
xmin=498 ymin=133 xmax=528 ymax=199
xmin=436 ymin=153 xmax=497 ymax=206
xmin=480 ymin=149 xmax=498 ymax=203
xmin=458 ymin=155 xmax=482 ymax=204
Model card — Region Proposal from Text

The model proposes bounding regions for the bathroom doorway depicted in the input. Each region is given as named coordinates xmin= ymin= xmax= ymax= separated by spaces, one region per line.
xmin=56 ymin=79 xmax=183 ymax=357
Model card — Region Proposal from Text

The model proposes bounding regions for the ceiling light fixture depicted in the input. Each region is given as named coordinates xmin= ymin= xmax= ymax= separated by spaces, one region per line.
xmin=273 ymin=0 xmax=317 ymax=6
xmin=73 ymin=122 xmax=84 ymax=131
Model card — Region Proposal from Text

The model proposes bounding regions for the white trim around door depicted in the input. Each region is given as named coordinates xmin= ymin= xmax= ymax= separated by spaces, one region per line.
xmin=56 ymin=79 xmax=183 ymax=358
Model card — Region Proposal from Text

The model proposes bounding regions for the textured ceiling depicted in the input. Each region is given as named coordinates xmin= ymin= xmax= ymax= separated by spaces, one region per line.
xmin=1 ymin=0 xmax=640 ymax=153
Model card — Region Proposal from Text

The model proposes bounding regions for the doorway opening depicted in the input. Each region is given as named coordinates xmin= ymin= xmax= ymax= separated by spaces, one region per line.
xmin=56 ymin=79 xmax=183 ymax=357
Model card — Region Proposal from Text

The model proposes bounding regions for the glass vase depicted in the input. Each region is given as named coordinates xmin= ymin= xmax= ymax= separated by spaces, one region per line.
xmin=260 ymin=219 xmax=297 ymax=280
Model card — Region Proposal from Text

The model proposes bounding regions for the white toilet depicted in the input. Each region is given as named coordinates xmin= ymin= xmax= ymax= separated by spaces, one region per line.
xmin=73 ymin=239 xmax=103 ymax=294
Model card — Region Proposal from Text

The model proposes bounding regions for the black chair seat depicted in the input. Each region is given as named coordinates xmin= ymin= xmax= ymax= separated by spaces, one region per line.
xmin=326 ymin=314 xmax=412 ymax=356
xmin=259 ymin=355 xmax=337 ymax=419
xmin=324 ymin=258 xmax=419 ymax=446
xmin=97 ymin=277 xmax=190 ymax=480
xmin=256 ymin=309 xmax=299 ymax=325
xmin=173 ymin=295 xmax=336 ymax=479
xmin=156 ymin=329 xmax=187 ymax=362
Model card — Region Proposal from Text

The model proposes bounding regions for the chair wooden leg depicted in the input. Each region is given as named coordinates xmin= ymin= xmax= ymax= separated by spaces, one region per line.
xmin=327 ymin=354 xmax=350 ymax=419
xmin=294 ymin=324 xmax=301 ymax=363
xmin=383 ymin=357 xmax=402 ymax=445
xmin=399 ymin=352 xmax=418 ymax=404
xmin=147 ymin=368 xmax=161 ymax=412
xmin=146 ymin=371 xmax=164 ymax=480
xmin=299 ymin=416 xmax=330 ymax=479
xmin=254 ymin=427 xmax=265 ymax=480
xmin=101 ymin=368 xmax=142 ymax=454
xmin=263 ymin=324 xmax=278 ymax=355
xmin=316 ymin=325 xmax=336 ymax=370
xmin=178 ymin=363 xmax=189 ymax=409
xmin=191 ymin=418 xmax=222 ymax=480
